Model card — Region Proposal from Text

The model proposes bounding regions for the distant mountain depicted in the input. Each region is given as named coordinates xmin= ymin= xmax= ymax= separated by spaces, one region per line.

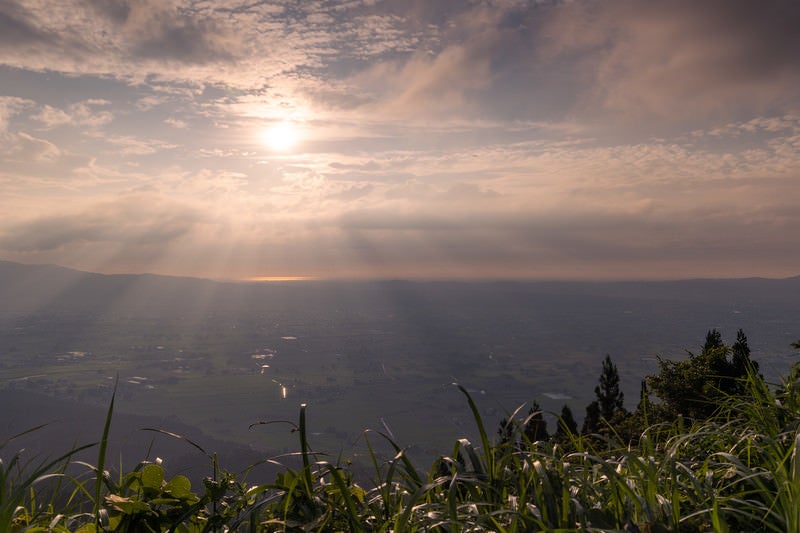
xmin=0 ymin=260 xmax=227 ymax=315
xmin=2 ymin=259 xmax=799 ymax=316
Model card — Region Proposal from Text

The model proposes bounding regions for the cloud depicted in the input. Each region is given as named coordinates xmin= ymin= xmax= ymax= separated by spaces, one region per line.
xmin=0 ymin=193 xmax=200 ymax=253
xmin=0 ymin=1 xmax=57 ymax=47
xmin=0 ymin=1 xmax=259 ymax=85
xmin=0 ymin=132 xmax=94 ymax=182
xmin=92 ymin=134 xmax=178 ymax=156
xmin=120 ymin=0 xmax=239 ymax=64
xmin=88 ymin=0 xmax=131 ymax=25
xmin=325 ymin=180 xmax=800 ymax=279
xmin=539 ymin=0 xmax=800 ymax=124
xmin=0 ymin=96 xmax=33 ymax=133
xmin=353 ymin=44 xmax=492 ymax=118
xmin=0 ymin=1 xmax=96 ymax=74
xmin=11 ymin=132 xmax=62 ymax=162
xmin=1 ymin=0 xmax=798 ymax=280
xmin=31 ymin=100 xmax=114 ymax=129
xmin=3 ymin=132 xmax=799 ymax=280
xmin=4 ymin=0 xmax=793 ymax=130
xmin=0 ymin=0 xmax=517 ymax=121
xmin=326 ymin=183 xmax=375 ymax=202
xmin=164 ymin=117 xmax=188 ymax=128
xmin=343 ymin=4 xmax=531 ymax=120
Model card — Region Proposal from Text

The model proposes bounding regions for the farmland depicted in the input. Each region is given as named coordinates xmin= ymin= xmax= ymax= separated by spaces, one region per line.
xmin=2 ymin=261 xmax=800 ymax=470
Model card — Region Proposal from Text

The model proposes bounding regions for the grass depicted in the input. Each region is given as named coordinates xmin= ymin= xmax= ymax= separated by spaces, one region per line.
xmin=5 ymin=366 xmax=800 ymax=531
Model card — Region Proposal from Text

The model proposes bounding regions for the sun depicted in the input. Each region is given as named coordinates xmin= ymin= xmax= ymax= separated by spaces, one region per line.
xmin=260 ymin=122 xmax=300 ymax=151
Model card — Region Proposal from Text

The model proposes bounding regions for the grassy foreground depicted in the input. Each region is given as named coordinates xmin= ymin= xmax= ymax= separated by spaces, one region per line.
xmin=4 ymin=368 xmax=800 ymax=532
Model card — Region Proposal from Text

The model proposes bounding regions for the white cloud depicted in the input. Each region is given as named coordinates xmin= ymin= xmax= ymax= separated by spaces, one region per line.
xmin=31 ymin=100 xmax=114 ymax=128
xmin=164 ymin=117 xmax=188 ymax=128
xmin=89 ymin=134 xmax=178 ymax=156
xmin=0 ymin=96 xmax=34 ymax=133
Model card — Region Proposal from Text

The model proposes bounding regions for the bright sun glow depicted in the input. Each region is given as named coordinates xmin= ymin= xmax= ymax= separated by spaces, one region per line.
xmin=260 ymin=122 xmax=300 ymax=151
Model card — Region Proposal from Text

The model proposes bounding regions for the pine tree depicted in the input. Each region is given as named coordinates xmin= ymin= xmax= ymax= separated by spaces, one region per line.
xmin=596 ymin=354 xmax=625 ymax=420
xmin=702 ymin=329 xmax=724 ymax=354
xmin=556 ymin=404 xmax=578 ymax=439
xmin=497 ymin=417 xmax=514 ymax=446
xmin=582 ymin=400 xmax=600 ymax=434
xmin=636 ymin=380 xmax=651 ymax=422
xmin=731 ymin=328 xmax=758 ymax=376
xmin=524 ymin=401 xmax=549 ymax=442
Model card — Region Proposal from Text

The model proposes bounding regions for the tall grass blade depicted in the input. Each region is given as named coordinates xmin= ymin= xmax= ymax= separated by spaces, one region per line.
xmin=140 ymin=427 xmax=210 ymax=458
xmin=455 ymin=384 xmax=495 ymax=487
xmin=325 ymin=462 xmax=366 ymax=533
xmin=93 ymin=376 xmax=117 ymax=527
xmin=297 ymin=403 xmax=314 ymax=496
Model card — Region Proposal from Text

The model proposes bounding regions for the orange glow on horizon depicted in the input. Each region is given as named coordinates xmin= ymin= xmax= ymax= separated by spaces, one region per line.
xmin=246 ymin=276 xmax=316 ymax=282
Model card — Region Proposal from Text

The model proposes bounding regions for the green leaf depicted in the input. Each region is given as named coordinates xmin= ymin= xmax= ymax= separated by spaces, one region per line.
xmin=148 ymin=497 xmax=181 ymax=505
xmin=106 ymin=494 xmax=152 ymax=515
xmin=140 ymin=464 xmax=165 ymax=491
xmin=94 ymin=378 xmax=117 ymax=525
xmin=164 ymin=475 xmax=193 ymax=499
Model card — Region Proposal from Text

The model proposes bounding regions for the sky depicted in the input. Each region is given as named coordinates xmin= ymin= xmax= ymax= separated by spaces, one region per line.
xmin=1 ymin=0 xmax=799 ymax=281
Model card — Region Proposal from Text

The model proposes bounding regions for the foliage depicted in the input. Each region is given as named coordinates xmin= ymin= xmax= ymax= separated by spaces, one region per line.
xmin=0 ymin=427 xmax=95 ymax=532
xmin=596 ymin=354 xmax=625 ymax=420
xmin=555 ymin=404 xmax=578 ymax=441
xmin=523 ymin=401 xmax=549 ymax=442
xmin=647 ymin=328 xmax=760 ymax=421
xmin=582 ymin=354 xmax=626 ymax=436
xmin=581 ymin=399 xmax=601 ymax=435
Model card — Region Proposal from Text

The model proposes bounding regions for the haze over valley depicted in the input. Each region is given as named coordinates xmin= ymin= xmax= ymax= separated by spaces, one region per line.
xmin=2 ymin=260 xmax=799 ymax=474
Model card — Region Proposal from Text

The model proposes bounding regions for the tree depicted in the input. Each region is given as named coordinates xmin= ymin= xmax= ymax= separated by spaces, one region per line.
xmin=731 ymin=328 xmax=759 ymax=390
xmin=581 ymin=400 xmax=601 ymax=435
xmin=596 ymin=354 xmax=625 ymax=420
xmin=647 ymin=329 xmax=762 ymax=421
xmin=702 ymin=328 xmax=724 ymax=354
xmin=523 ymin=401 xmax=549 ymax=442
xmin=636 ymin=380 xmax=650 ymax=413
xmin=497 ymin=401 xmax=549 ymax=449
xmin=555 ymin=404 xmax=578 ymax=439
xmin=609 ymin=380 xmax=654 ymax=445
xmin=582 ymin=355 xmax=626 ymax=435
xmin=497 ymin=417 xmax=514 ymax=447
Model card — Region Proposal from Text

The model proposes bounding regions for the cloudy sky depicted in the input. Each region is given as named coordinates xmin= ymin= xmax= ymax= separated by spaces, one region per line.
xmin=1 ymin=0 xmax=799 ymax=280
